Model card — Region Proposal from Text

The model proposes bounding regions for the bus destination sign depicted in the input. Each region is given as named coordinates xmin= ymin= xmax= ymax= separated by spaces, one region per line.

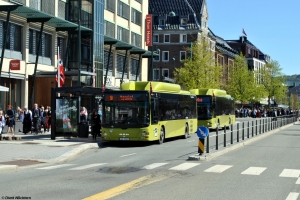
xmin=104 ymin=93 xmax=147 ymax=102
xmin=197 ymin=96 xmax=211 ymax=103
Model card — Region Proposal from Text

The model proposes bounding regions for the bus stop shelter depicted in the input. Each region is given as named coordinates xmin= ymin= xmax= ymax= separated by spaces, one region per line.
xmin=50 ymin=86 xmax=104 ymax=140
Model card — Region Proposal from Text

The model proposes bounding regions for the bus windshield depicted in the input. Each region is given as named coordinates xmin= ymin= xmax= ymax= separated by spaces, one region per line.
xmin=197 ymin=104 xmax=212 ymax=120
xmin=102 ymin=92 xmax=150 ymax=128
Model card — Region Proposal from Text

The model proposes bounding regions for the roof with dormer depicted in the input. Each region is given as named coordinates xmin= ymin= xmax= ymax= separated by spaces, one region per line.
xmin=149 ymin=0 xmax=205 ymax=30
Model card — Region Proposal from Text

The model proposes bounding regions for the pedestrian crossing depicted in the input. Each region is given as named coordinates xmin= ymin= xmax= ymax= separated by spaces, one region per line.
xmin=35 ymin=162 xmax=300 ymax=179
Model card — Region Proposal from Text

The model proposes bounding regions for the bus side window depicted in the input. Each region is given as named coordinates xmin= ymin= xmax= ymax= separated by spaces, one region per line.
xmin=151 ymin=98 xmax=159 ymax=124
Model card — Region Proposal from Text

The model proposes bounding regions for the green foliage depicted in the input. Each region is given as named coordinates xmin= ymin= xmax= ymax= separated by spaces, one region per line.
xmin=260 ymin=60 xmax=287 ymax=107
xmin=174 ymin=39 xmax=222 ymax=90
xmin=224 ymin=53 xmax=266 ymax=104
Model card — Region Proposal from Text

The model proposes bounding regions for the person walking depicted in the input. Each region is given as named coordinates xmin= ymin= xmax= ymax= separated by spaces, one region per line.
xmin=46 ymin=106 xmax=51 ymax=132
xmin=6 ymin=105 xmax=15 ymax=136
xmin=40 ymin=105 xmax=47 ymax=133
xmin=32 ymin=103 xmax=41 ymax=135
xmin=91 ymin=109 xmax=101 ymax=141
xmin=0 ymin=110 xmax=6 ymax=136
xmin=22 ymin=107 xmax=32 ymax=134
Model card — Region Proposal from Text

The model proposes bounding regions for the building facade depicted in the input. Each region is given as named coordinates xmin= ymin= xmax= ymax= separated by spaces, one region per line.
xmin=148 ymin=0 xmax=215 ymax=82
xmin=103 ymin=0 xmax=150 ymax=90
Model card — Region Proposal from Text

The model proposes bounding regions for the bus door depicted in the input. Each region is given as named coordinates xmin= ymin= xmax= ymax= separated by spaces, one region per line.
xmin=151 ymin=97 xmax=159 ymax=125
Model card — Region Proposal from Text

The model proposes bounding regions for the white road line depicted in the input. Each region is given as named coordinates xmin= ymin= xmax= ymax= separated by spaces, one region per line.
xmin=168 ymin=163 xmax=200 ymax=171
xmin=120 ymin=153 xmax=137 ymax=157
xmin=36 ymin=164 xmax=76 ymax=170
xmin=279 ymin=169 xmax=300 ymax=178
xmin=68 ymin=163 xmax=107 ymax=170
xmin=286 ymin=192 xmax=299 ymax=200
xmin=296 ymin=178 xmax=300 ymax=184
xmin=204 ymin=165 xmax=232 ymax=173
xmin=142 ymin=163 xmax=168 ymax=170
xmin=241 ymin=167 xmax=266 ymax=175
xmin=187 ymin=140 xmax=195 ymax=143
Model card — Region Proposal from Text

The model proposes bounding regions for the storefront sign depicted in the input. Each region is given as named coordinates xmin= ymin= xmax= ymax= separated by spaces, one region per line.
xmin=145 ymin=14 xmax=152 ymax=46
xmin=10 ymin=60 xmax=20 ymax=70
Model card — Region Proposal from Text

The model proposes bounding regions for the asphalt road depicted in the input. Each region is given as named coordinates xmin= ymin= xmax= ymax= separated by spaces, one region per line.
xmin=1 ymin=122 xmax=300 ymax=200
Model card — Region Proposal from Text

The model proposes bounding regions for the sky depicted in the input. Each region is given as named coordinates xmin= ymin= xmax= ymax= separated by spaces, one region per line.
xmin=207 ymin=0 xmax=300 ymax=76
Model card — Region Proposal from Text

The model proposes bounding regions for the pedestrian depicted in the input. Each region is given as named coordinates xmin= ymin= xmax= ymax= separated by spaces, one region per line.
xmin=91 ymin=109 xmax=101 ymax=141
xmin=32 ymin=103 xmax=41 ymax=135
xmin=40 ymin=105 xmax=47 ymax=133
xmin=46 ymin=106 xmax=51 ymax=132
xmin=80 ymin=107 xmax=87 ymax=121
xmin=6 ymin=105 xmax=15 ymax=136
xmin=22 ymin=107 xmax=32 ymax=134
xmin=0 ymin=110 xmax=6 ymax=136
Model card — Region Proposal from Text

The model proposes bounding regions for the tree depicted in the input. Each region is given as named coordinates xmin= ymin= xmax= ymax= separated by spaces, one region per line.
xmin=173 ymin=38 xmax=222 ymax=90
xmin=224 ymin=53 xmax=265 ymax=106
xmin=260 ymin=60 xmax=287 ymax=108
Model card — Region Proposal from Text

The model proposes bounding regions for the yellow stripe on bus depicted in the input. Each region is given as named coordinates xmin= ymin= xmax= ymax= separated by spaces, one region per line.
xmin=83 ymin=173 xmax=172 ymax=200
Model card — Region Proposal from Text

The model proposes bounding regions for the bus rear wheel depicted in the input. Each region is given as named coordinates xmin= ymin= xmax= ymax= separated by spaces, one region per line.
xmin=182 ymin=124 xmax=189 ymax=139
xmin=158 ymin=127 xmax=165 ymax=144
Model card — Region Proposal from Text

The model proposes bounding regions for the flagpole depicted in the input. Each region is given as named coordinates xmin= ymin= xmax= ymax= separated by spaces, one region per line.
xmin=58 ymin=46 xmax=60 ymax=97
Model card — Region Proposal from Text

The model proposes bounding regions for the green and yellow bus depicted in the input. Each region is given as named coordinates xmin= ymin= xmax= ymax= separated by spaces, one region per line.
xmin=189 ymin=89 xmax=235 ymax=129
xmin=101 ymin=81 xmax=197 ymax=144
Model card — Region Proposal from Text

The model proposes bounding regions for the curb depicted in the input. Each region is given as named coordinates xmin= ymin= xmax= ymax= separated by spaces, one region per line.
xmin=0 ymin=165 xmax=18 ymax=172
xmin=188 ymin=122 xmax=296 ymax=161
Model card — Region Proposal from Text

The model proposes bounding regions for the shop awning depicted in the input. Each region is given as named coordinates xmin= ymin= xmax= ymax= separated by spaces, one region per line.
xmin=0 ymin=85 xmax=9 ymax=92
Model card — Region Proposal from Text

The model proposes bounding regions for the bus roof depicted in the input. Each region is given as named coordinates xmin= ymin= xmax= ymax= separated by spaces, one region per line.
xmin=190 ymin=88 xmax=229 ymax=97
xmin=121 ymin=81 xmax=191 ymax=94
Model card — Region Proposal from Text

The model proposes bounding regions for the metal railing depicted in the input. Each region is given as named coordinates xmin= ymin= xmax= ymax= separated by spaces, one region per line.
xmin=205 ymin=114 xmax=298 ymax=154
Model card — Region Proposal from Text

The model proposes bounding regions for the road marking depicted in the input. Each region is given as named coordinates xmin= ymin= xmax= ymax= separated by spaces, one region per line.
xmin=286 ymin=192 xmax=299 ymax=200
xmin=204 ymin=165 xmax=232 ymax=173
xmin=279 ymin=169 xmax=300 ymax=178
xmin=36 ymin=164 xmax=76 ymax=170
xmin=241 ymin=167 xmax=266 ymax=175
xmin=142 ymin=163 xmax=168 ymax=170
xmin=120 ymin=153 xmax=136 ymax=157
xmin=68 ymin=163 xmax=107 ymax=170
xmin=296 ymin=178 xmax=300 ymax=184
xmin=187 ymin=140 xmax=195 ymax=143
xmin=83 ymin=173 xmax=173 ymax=200
xmin=168 ymin=163 xmax=200 ymax=171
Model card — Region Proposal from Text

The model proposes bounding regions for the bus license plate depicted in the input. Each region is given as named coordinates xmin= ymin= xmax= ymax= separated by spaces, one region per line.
xmin=119 ymin=138 xmax=129 ymax=141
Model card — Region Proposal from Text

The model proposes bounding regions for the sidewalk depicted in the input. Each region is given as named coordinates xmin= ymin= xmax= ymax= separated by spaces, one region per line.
xmin=0 ymin=125 xmax=100 ymax=172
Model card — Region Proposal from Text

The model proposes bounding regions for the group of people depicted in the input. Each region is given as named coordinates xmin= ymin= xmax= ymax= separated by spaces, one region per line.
xmin=0 ymin=105 xmax=15 ymax=136
xmin=236 ymin=107 xmax=297 ymax=118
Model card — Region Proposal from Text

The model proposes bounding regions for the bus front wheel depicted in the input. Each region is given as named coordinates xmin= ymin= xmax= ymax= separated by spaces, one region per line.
xmin=158 ymin=127 xmax=165 ymax=144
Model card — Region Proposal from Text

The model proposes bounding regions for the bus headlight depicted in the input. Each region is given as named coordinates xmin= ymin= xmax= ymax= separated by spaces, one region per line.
xmin=103 ymin=132 xmax=107 ymax=137
xmin=142 ymin=130 xmax=149 ymax=136
xmin=109 ymin=129 xmax=113 ymax=133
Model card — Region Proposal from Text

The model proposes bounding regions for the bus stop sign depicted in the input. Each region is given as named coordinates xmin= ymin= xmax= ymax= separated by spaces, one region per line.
xmin=197 ymin=126 xmax=209 ymax=138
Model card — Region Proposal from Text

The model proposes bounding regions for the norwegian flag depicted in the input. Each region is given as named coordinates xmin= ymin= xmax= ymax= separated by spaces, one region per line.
xmin=56 ymin=52 xmax=65 ymax=87
xmin=242 ymin=28 xmax=247 ymax=36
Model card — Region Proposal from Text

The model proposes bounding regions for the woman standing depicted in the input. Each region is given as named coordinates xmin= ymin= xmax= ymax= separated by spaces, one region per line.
xmin=22 ymin=107 xmax=32 ymax=134
xmin=6 ymin=105 xmax=15 ymax=136
xmin=91 ymin=109 xmax=101 ymax=141
xmin=0 ymin=110 xmax=6 ymax=135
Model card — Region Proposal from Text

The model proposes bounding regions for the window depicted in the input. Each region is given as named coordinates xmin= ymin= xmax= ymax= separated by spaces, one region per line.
xmin=131 ymin=32 xmax=142 ymax=47
xmin=153 ymin=34 xmax=159 ymax=43
xmin=44 ymin=33 xmax=52 ymax=58
xmin=181 ymin=18 xmax=187 ymax=26
xmin=12 ymin=25 xmax=21 ymax=52
xmin=180 ymin=51 xmax=186 ymax=61
xmin=159 ymin=19 xmax=165 ymax=26
xmin=153 ymin=69 xmax=160 ymax=81
xmin=131 ymin=8 xmax=142 ymax=26
xmin=116 ymin=54 xmax=127 ymax=78
xmin=180 ymin=34 xmax=187 ymax=43
xmin=153 ymin=52 xmax=160 ymax=62
xmin=248 ymin=48 xmax=251 ymax=55
xmin=164 ymin=34 xmax=170 ymax=43
xmin=105 ymin=0 xmax=115 ymax=13
xmin=117 ymin=26 xmax=129 ymax=43
xmin=35 ymin=31 xmax=42 ymax=56
xmin=162 ymin=51 xmax=169 ymax=62
xmin=117 ymin=0 xmax=129 ymax=20
xmin=162 ymin=69 xmax=169 ymax=78
xmin=29 ymin=30 xmax=34 ymax=54
xmin=2 ymin=22 xmax=10 ymax=49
